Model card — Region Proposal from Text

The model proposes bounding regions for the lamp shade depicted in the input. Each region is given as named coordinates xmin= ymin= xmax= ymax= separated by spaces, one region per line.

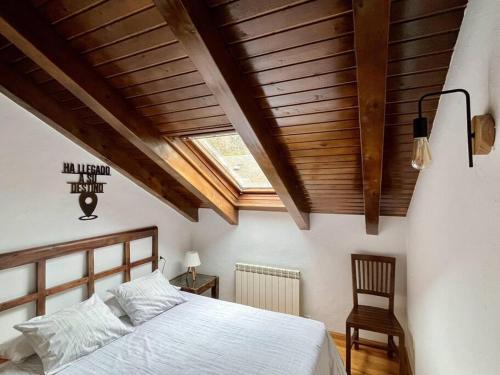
xmin=184 ymin=251 xmax=201 ymax=267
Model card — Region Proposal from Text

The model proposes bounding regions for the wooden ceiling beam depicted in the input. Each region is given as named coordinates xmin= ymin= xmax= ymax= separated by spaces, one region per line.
xmin=0 ymin=0 xmax=238 ymax=225
xmin=353 ymin=0 xmax=391 ymax=234
xmin=154 ymin=0 xmax=310 ymax=229
xmin=0 ymin=63 xmax=198 ymax=222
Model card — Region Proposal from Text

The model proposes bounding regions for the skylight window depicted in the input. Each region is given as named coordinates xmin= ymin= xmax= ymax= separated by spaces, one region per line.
xmin=193 ymin=134 xmax=272 ymax=190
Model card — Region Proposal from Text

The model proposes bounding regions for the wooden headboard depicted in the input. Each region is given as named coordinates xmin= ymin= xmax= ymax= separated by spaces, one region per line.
xmin=0 ymin=227 xmax=158 ymax=317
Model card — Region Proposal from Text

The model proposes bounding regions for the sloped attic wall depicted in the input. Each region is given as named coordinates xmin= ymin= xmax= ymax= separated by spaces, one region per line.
xmin=406 ymin=0 xmax=500 ymax=373
xmin=0 ymin=94 xmax=193 ymax=341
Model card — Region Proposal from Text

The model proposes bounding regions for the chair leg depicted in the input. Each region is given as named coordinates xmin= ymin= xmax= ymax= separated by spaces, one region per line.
xmin=399 ymin=334 xmax=406 ymax=375
xmin=346 ymin=325 xmax=351 ymax=375
xmin=354 ymin=328 xmax=359 ymax=350
xmin=388 ymin=335 xmax=395 ymax=358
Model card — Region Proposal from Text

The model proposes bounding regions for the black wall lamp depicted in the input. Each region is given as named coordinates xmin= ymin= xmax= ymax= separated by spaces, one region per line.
xmin=412 ymin=89 xmax=496 ymax=170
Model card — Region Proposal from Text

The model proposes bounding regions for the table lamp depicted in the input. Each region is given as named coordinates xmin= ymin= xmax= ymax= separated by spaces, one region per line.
xmin=184 ymin=251 xmax=201 ymax=281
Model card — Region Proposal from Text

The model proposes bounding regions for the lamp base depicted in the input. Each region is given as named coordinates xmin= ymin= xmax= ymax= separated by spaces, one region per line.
xmin=187 ymin=266 xmax=197 ymax=281
xmin=472 ymin=114 xmax=495 ymax=155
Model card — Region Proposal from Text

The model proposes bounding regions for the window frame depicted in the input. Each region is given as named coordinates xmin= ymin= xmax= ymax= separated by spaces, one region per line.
xmin=181 ymin=136 xmax=284 ymax=212
xmin=190 ymin=133 xmax=275 ymax=193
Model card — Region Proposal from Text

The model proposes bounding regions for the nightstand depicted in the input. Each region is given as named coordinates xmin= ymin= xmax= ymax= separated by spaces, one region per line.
xmin=170 ymin=273 xmax=219 ymax=299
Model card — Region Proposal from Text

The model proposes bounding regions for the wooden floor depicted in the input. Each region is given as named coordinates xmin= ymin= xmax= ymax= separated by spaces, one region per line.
xmin=331 ymin=333 xmax=399 ymax=375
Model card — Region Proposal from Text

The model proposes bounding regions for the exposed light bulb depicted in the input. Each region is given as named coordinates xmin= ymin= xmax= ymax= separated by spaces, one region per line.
xmin=411 ymin=137 xmax=432 ymax=170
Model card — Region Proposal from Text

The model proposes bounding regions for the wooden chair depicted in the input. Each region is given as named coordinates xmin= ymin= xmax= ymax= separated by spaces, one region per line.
xmin=346 ymin=254 xmax=405 ymax=375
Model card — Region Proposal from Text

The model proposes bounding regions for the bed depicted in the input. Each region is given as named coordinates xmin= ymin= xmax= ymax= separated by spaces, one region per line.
xmin=0 ymin=227 xmax=346 ymax=375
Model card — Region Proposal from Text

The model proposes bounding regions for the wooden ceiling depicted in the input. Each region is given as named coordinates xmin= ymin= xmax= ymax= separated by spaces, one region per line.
xmin=0 ymin=0 xmax=467 ymax=233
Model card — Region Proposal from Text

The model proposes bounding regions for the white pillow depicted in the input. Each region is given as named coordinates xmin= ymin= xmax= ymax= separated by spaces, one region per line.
xmin=104 ymin=296 xmax=127 ymax=318
xmin=14 ymin=294 xmax=133 ymax=375
xmin=108 ymin=270 xmax=186 ymax=326
xmin=0 ymin=335 xmax=35 ymax=363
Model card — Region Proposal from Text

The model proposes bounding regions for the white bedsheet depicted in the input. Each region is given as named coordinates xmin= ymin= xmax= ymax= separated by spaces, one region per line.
xmin=1 ymin=293 xmax=346 ymax=375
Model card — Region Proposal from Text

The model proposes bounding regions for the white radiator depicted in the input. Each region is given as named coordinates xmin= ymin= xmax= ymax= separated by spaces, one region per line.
xmin=235 ymin=263 xmax=300 ymax=316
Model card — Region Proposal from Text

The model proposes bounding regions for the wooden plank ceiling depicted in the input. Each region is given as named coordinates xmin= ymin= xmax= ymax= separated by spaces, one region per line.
xmin=0 ymin=0 xmax=467 ymax=233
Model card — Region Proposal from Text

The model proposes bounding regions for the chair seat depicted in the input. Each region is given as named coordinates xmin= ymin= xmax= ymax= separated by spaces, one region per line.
xmin=346 ymin=305 xmax=404 ymax=336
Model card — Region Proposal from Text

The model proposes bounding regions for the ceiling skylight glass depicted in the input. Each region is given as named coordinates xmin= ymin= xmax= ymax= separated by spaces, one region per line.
xmin=194 ymin=134 xmax=272 ymax=190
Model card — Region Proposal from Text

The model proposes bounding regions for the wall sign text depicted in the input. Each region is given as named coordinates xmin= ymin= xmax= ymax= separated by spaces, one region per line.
xmin=62 ymin=162 xmax=110 ymax=220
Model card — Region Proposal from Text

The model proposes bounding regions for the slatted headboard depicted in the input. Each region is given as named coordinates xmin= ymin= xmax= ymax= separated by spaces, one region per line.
xmin=0 ymin=227 xmax=158 ymax=317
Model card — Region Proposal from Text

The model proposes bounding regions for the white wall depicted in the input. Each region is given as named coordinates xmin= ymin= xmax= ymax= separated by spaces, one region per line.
xmin=193 ymin=209 xmax=407 ymax=335
xmin=0 ymin=94 xmax=193 ymax=341
xmin=406 ymin=0 xmax=500 ymax=374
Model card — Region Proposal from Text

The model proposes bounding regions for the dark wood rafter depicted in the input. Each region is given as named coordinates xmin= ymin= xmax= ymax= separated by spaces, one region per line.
xmin=353 ymin=0 xmax=391 ymax=234
xmin=0 ymin=0 xmax=238 ymax=225
xmin=0 ymin=62 xmax=199 ymax=222
xmin=154 ymin=0 xmax=310 ymax=230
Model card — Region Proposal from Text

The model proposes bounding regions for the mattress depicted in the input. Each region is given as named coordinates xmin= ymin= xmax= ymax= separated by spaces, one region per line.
xmin=0 ymin=293 xmax=346 ymax=375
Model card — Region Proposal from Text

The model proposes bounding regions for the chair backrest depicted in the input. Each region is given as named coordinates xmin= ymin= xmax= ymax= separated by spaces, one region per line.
xmin=351 ymin=254 xmax=396 ymax=312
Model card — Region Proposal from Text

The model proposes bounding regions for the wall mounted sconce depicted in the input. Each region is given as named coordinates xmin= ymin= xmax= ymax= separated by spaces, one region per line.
xmin=412 ymin=89 xmax=495 ymax=170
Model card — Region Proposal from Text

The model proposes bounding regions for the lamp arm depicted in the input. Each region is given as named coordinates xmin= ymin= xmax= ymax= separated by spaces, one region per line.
xmin=417 ymin=88 xmax=474 ymax=167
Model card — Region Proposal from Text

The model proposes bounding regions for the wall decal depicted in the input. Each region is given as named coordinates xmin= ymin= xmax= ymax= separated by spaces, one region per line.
xmin=62 ymin=162 xmax=110 ymax=220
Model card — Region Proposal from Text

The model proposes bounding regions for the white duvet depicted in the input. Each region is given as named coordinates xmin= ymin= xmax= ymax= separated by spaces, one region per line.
xmin=1 ymin=293 xmax=346 ymax=375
